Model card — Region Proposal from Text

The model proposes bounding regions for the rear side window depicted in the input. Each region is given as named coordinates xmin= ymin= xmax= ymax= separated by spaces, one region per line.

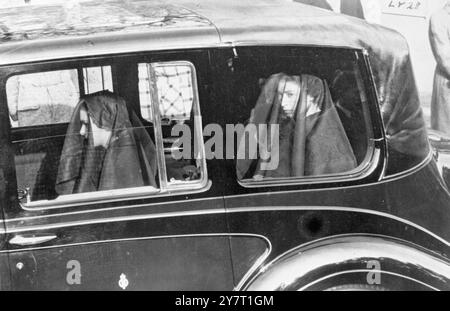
xmin=231 ymin=47 xmax=377 ymax=186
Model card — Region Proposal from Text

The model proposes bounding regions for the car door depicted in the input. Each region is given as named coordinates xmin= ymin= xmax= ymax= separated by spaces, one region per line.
xmin=216 ymin=46 xmax=387 ymax=288
xmin=0 ymin=51 xmax=233 ymax=291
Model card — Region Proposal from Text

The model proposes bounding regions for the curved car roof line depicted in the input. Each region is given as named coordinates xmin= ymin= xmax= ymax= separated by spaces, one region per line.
xmin=0 ymin=0 xmax=405 ymax=66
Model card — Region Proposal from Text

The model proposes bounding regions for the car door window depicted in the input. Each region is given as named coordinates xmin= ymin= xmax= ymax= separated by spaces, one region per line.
xmin=6 ymin=69 xmax=81 ymax=128
xmin=5 ymin=60 xmax=208 ymax=209
xmin=232 ymin=47 xmax=376 ymax=186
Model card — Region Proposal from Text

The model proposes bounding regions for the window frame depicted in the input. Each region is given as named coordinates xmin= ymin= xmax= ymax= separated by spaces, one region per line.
xmin=145 ymin=60 xmax=209 ymax=193
xmin=1 ymin=57 xmax=211 ymax=211
xmin=235 ymin=48 xmax=385 ymax=189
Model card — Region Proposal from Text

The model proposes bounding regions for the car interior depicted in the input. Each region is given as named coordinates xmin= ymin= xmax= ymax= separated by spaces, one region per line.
xmin=5 ymin=47 xmax=371 ymax=205
xmin=229 ymin=47 xmax=370 ymax=176
xmin=8 ymin=57 xmax=203 ymax=204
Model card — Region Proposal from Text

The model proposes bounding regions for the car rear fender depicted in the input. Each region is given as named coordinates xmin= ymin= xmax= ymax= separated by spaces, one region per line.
xmin=242 ymin=235 xmax=450 ymax=291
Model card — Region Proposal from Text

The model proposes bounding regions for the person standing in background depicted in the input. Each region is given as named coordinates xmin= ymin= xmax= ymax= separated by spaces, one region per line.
xmin=430 ymin=1 xmax=450 ymax=135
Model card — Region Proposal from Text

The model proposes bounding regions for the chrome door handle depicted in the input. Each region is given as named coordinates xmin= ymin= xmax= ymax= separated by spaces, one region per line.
xmin=9 ymin=234 xmax=57 ymax=246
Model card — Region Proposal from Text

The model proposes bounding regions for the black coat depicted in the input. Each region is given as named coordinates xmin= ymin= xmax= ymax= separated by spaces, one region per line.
xmin=56 ymin=91 xmax=157 ymax=195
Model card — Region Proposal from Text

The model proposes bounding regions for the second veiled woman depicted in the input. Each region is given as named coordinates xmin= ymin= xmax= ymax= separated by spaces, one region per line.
xmin=236 ymin=73 xmax=357 ymax=180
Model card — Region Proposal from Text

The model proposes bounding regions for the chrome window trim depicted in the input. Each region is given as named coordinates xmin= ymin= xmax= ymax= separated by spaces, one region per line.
xmin=148 ymin=62 xmax=169 ymax=190
xmin=148 ymin=61 xmax=209 ymax=192
xmin=20 ymin=180 xmax=211 ymax=212
xmin=237 ymin=143 xmax=381 ymax=188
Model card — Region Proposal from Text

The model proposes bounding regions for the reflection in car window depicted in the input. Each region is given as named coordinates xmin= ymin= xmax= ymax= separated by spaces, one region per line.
xmin=7 ymin=66 xmax=114 ymax=128
xmin=139 ymin=63 xmax=194 ymax=122
xmin=7 ymin=60 xmax=207 ymax=208
xmin=6 ymin=69 xmax=80 ymax=127
xmin=233 ymin=48 xmax=372 ymax=184
xmin=237 ymin=73 xmax=357 ymax=180
xmin=83 ymin=66 xmax=114 ymax=95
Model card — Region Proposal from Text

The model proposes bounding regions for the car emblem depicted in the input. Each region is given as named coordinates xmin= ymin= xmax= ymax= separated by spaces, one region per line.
xmin=118 ymin=273 xmax=129 ymax=290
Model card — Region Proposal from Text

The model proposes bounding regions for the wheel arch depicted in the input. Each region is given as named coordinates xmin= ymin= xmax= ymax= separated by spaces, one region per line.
xmin=241 ymin=235 xmax=450 ymax=291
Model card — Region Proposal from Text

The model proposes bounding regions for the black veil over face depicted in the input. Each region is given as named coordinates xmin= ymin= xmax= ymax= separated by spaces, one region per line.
xmin=237 ymin=73 xmax=357 ymax=180
xmin=55 ymin=90 xmax=157 ymax=195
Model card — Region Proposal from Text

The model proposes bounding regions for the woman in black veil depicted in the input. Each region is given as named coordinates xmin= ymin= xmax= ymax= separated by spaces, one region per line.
xmin=55 ymin=90 xmax=157 ymax=195
xmin=237 ymin=73 xmax=357 ymax=180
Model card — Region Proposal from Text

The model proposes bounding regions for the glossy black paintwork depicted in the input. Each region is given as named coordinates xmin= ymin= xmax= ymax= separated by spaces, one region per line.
xmin=2 ymin=165 xmax=450 ymax=289
xmin=0 ymin=234 xmax=9 ymax=290
xmin=0 ymin=47 xmax=449 ymax=290
xmin=224 ymin=161 xmax=450 ymax=244
xmin=9 ymin=236 xmax=234 ymax=291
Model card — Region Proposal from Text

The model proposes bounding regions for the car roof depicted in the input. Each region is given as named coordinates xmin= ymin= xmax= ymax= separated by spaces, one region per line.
xmin=0 ymin=0 xmax=405 ymax=66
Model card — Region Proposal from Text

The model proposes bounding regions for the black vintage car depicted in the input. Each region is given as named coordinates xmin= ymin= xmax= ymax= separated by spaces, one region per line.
xmin=0 ymin=0 xmax=449 ymax=291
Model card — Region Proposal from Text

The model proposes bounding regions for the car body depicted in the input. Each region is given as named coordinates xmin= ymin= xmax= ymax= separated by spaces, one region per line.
xmin=0 ymin=0 xmax=450 ymax=291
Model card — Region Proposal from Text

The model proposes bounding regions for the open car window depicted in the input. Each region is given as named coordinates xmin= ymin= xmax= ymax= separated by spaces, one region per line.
xmin=138 ymin=61 xmax=207 ymax=189
xmin=6 ymin=60 xmax=207 ymax=209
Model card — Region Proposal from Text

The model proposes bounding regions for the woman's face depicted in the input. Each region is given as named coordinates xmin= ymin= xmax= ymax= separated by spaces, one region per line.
xmin=79 ymin=105 xmax=112 ymax=148
xmin=280 ymin=79 xmax=301 ymax=117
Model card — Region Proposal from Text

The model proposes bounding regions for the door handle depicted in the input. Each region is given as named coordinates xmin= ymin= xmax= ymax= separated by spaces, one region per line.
xmin=9 ymin=234 xmax=57 ymax=246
